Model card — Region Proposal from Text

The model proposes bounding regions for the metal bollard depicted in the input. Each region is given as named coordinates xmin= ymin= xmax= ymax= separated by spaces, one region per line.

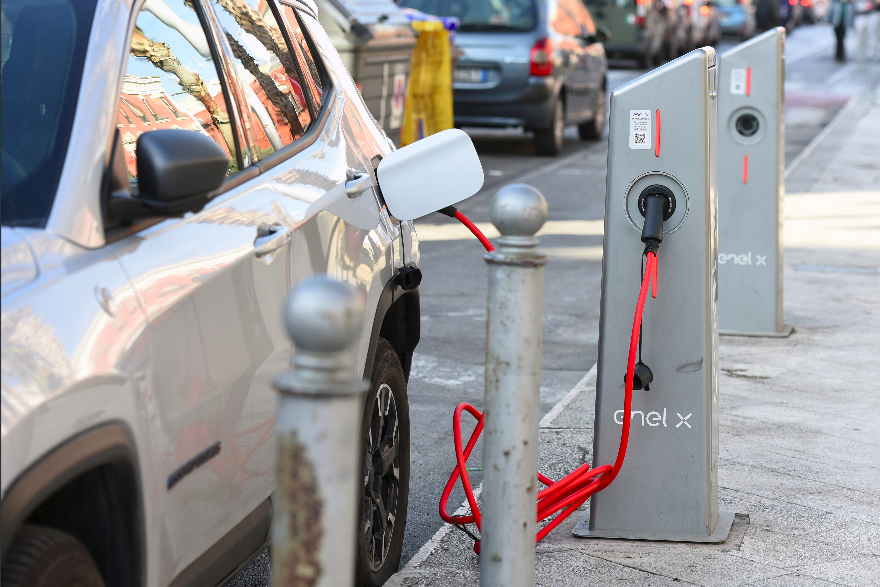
xmin=272 ymin=277 xmax=367 ymax=587
xmin=481 ymin=184 xmax=548 ymax=587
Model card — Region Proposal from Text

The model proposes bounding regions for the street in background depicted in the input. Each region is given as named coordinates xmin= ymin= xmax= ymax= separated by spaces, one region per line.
xmin=315 ymin=0 xmax=416 ymax=143
xmin=398 ymin=0 xmax=609 ymax=156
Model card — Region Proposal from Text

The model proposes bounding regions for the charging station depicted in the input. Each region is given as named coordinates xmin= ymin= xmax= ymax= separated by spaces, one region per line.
xmin=574 ymin=48 xmax=734 ymax=542
xmin=717 ymin=28 xmax=792 ymax=337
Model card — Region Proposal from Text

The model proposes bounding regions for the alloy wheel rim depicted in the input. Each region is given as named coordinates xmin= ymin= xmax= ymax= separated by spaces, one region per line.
xmin=363 ymin=383 xmax=400 ymax=572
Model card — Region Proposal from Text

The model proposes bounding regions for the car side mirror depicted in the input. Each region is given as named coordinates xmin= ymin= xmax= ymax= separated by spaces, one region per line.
xmin=376 ymin=129 xmax=484 ymax=221
xmin=106 ymin=129 xmax=229 ymax=225
xmin=585 ymin=27 xmax=610 ymax=44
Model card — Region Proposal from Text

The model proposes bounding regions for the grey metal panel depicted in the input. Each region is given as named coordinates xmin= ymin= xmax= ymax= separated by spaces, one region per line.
xmin=717 ymin=28 xmax=787 ymax=336
xmin=575 ymin=48 xmax=728 ymax=541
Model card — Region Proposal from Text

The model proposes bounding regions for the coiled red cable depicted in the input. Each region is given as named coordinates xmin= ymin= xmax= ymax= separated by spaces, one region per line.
xmin=438 ymin=218 xmax=657 ymax=548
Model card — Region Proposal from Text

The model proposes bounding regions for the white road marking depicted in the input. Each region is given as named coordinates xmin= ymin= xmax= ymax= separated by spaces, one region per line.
xmin=415 ymin=219 xmax=604 ymax=242
xmin=540 ymin=363 xmax=597 ymax=428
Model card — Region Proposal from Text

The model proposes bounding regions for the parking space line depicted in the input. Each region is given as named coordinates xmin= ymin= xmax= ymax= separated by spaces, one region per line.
xmin=540 ymin=364 xmax=597 ymax=428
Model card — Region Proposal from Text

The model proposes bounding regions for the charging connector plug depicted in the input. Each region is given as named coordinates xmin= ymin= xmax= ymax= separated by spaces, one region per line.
xmin=638 ymin=185 xmax=676 ymax=253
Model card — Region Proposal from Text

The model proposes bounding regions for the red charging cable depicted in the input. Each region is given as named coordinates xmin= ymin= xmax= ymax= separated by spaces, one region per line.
xmin=438 ymin=210 xmax=658 ymax=549
xmin=455 ymin=211 xmax=495 ymax=252
xmin=437 ymin=206 xmax=495 ymax=253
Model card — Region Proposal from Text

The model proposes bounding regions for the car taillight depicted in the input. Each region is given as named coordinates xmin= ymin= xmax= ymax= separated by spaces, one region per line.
xmin=530 ymin=38 xmax=553 ymax=77
xmin=801 ymin=0 xmax=811 ymax=6
xmin=683 ymin=0 xmax=693 ymax=5
xmin=635 ymin=15 xmax=646 ymax=27
xmin=700 ymin=5 xmax=710 ymax=15
xmin=789 ymin=0 xmax=796 ymax=4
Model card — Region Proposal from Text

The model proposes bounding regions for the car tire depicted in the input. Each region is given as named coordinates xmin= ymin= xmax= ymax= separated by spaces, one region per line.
xmin=1 ymin=525 xmax=106 ymax=587
xmin=355 ymin=338 xmax=410 ymax=587
xmin=534 ymin=94 xmax=565 ymax=156
xmin=578 ymin=89 xmax=606 ymax=141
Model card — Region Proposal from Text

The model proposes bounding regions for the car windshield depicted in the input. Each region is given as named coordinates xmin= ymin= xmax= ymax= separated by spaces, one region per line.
xmin=398 ymin=0 xmax=538 ymax=32
xmin=1 ymin=0 xmax=97 ymax=227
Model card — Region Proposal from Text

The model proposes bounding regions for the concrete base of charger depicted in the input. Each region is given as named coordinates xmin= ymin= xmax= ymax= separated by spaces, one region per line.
xmin=572 ymin=510 xmax=735 ymax=543
xmin=720 ymin=325 xmax=794 ymax=338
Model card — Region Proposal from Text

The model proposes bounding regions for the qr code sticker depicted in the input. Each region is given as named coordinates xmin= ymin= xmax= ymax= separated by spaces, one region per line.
xmin=629 ymin=110 xmax=651 ymax=149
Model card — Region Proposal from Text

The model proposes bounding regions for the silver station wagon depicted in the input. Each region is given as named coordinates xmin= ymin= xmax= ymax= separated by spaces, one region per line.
xmin=0 ymin=0 xmax=424 ymax=585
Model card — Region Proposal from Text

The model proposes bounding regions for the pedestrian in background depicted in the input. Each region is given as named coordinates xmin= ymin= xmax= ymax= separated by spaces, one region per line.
xmin=754 ymin=0 xmax=781 ymax=32
xmin=828 ymin=0 xmax=855 ymax=62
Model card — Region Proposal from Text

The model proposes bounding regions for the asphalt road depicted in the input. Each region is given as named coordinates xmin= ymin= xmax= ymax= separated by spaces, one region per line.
xmin=230 ymin=23 xmax=869 ymax=586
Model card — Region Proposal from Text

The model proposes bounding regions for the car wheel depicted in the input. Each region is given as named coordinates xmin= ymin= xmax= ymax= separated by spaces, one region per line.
xmin=578 ymin=89 xmax=606 ymax=141
xmin=355 ymin=338 xmax=410 ymax=587
xmin=1 ymin=525 xmax=106 ymax=587
xmin=534 ymin=94 xmax=565 ymax=156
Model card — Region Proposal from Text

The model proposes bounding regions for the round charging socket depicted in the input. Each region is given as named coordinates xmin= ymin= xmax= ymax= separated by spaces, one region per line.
xmin=728 ymin=106 xmax=766 ymax=145
xmin=624 ymin=172 xmax=689 ymax=236
xmin=735 ymin=113 xmax=760 ymax=137
xmin=637 ymin=185 xmax=676 ymax=220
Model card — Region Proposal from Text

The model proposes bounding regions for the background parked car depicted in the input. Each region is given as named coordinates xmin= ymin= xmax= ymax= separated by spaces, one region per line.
xmin=717 ymin=0 xmax=757 ymax=38
xmin=799 ymin=0 xmax=818 ymax=23
xmin=586 ymin=0 xmax=669 ymax=66
xmin=853 ymin=0 xmax=877 ymax=13
xmin=0 ymin=0 xmax=422 ymax=585
xmin=779 ymin=0 xmax=802 ymax=30
xmin=683 ymin=0 xmax=724 ymax=47
xmin=398 ymin=0 xmax=609 ymax=155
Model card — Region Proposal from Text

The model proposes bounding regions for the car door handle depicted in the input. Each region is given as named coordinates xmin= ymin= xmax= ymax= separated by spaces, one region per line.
xmin=345 ymin=172 xmax=373 ymax=198
xmin=253 ymin=224 xmax=291 ymax=258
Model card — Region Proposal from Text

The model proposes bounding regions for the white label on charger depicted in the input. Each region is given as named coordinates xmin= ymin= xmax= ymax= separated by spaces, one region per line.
xmin=629 ymin=110 xmax=651 ymax=150
xmin=730 ymin=69 xmax=746 ymax=95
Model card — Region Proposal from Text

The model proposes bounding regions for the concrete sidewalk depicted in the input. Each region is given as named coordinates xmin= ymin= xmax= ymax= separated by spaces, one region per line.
xmin=387 ymin=95 xmax=880 ymax=586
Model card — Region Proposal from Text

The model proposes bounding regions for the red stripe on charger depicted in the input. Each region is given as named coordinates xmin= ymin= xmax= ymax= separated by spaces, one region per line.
xmin=655 ymin=109 xmax=661 ymax=157
xmin=746 ymin=67 xmax=751 ymax=97
xmin=743 ymin=155 xmax=748 ymax=184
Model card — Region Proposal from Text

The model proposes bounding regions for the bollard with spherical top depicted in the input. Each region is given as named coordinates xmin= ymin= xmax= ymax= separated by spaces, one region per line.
xmin=273 ymin=276 xmax=367 ymax=587
xmin=481 ymin=184 xmax=548 ymax=587
xmin=490 ymin=183 xmax=549 ymax=250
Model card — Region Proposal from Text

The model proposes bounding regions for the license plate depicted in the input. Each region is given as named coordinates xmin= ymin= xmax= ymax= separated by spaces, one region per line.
xmin=454 ymin=68 xmax=487 ymax=83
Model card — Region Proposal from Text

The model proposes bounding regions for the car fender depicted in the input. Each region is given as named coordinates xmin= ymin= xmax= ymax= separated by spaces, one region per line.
xmin=0 ymin=421 xmax=143 ymax=565
xmin=362 ymin=277 xmax=420 ymax=382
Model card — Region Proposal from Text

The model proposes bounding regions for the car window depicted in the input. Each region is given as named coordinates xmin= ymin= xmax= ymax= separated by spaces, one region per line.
xmin=0 ymin=0 xmax=98 ymax=228
xmin=556 ymin=0 xmax=596 ymax=35
xmin=572 ymin=0 xmax=597 ymax=34
xmin=208 ymin=0 xmax=313 ymax=159
xmin=123 ymin=0 xmax=239 ymax=184
xmin=276 ymin=3 xmax=327 ymax=105
xmin=398 ymin=0 xmax=537 ymax=32
xmin=554 ymin=0 xmax=582 ymax=35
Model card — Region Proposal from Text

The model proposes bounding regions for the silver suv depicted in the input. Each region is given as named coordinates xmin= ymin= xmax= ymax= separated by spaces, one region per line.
xmin=0 ymin=0 xmax=420 ymax=585
xmin=400 ymin=0 xmax=609 ymax=155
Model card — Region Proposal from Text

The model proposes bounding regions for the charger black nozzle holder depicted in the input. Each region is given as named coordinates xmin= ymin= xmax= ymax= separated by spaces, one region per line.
xmin=638 ymin=185 xmax=676 ymax=246
xmin=624 ymin=361 xmax=654 ymax=391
